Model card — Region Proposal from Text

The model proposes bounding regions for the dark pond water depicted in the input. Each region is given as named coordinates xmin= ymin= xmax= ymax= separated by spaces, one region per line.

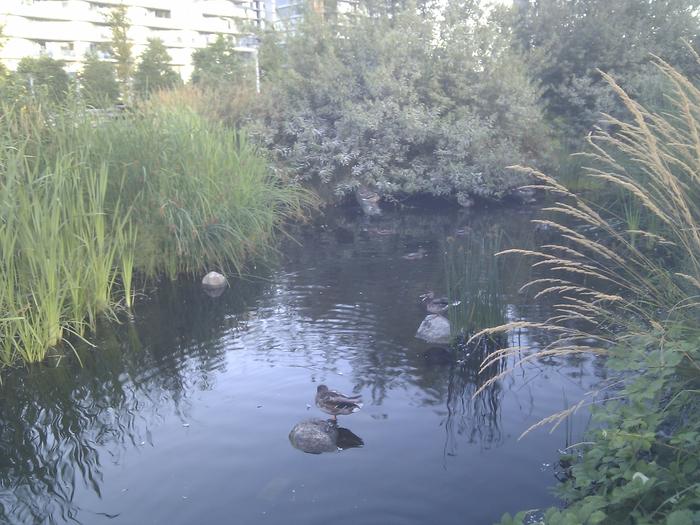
xmin=0 ymin=205 xmax=606 ymax=525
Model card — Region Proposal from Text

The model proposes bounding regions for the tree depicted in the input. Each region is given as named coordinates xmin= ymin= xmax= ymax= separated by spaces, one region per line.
xmin=79 ymin=52 xmax=120 ymax=107
xmin=191 ymin=34 xmax=251 ymax=88
xmin=15 ymin=56 xmax=70 ymax=103
xmin=255 ymin=3 xmax=550 ymax=203
xmin=133 ymin=38 xmax=181 ymax=96
xmin=0 ymin=26 xmax=6 ymax=79
xmin=514 ymin=0 xmax=700 ymax=141
xmin=104 ymin=5 xmax=133 ymax=101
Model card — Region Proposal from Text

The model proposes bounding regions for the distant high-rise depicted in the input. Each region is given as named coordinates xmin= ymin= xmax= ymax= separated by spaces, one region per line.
xmin=265 ymin=0 xmax=362 ymax=29
xmin=0 ymin=0 xmax=264 ymax=80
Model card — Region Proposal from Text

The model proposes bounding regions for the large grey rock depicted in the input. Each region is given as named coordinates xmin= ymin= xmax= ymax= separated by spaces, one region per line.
xmin=288 ymin=419 xmax=364 ymax=454
xmin=202 ymin=271 xmax=227 ymax=289
xmin=355 ymin=186 xmax=381 ymax=216
xmin=415 ymin=314 xmax=451 ymax=344
xmin=289 ymin=419 xmax=339 ymax=454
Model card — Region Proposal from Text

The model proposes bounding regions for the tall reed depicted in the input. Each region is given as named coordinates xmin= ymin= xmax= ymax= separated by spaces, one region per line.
xmin=0 ymin=97 xmax=311 ymax=366
xmin=487 ymin=60 xmax=700 ymax=523
xmin=444 ymin=232 xmax=506 ymax=342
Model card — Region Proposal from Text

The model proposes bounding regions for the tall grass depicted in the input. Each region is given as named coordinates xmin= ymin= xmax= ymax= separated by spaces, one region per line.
xmin=0 ymin=98 xmax=311 ymax=366
xmin=486 ymin=60 xmax=700 ymax=523
xmin=444 ymin=233 xmax=506 ymax=345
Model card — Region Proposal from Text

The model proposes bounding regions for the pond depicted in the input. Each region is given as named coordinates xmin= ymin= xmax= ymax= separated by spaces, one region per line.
xmin=0 ymin=204 xmax=605 ymax=525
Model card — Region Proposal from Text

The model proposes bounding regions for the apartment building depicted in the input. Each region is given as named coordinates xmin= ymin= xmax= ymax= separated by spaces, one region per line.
xmin=0 ymin=0 xmax=264 ymax=80
xmin=265 ymin=0 xmax=361 ymax=29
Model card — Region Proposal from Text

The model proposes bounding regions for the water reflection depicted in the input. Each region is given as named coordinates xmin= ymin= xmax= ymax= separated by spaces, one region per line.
xmin=0 ymin=205 xmax=606 ymax=525
xmin=288 ymin=419 xmax=364 ymax=454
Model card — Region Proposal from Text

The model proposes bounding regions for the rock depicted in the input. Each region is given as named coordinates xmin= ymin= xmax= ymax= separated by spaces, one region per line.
xmin=288 ymin=419 xmax=339 ymax=454
xmin=203 ymin=286 xmax=226 ymax=298
xmin=202 ymin=271 xmax=227 ymax=289
xmin=288 ymin=419 xmax=364 ymax=454
xmin=415 ymin=314 xmax=451 ymax=344
xmin=457 ymin=193 xmax=475 ymax=208
xmin=355 ymin=186 xmax=381 ymax=216
xmin=511 ymin=187 xmax=537 ymax=204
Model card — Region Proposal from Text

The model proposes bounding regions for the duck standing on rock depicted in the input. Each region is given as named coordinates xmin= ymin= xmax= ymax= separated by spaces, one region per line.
xmin=420 ymin=291 xmax=460 ymax=314
xmin=315 ymin=385 xmax=363 ymax=420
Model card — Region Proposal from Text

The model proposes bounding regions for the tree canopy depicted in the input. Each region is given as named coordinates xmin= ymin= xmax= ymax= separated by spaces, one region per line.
xmin=255 ymin=1 xmax=550 ymax=203
xmin=103 ymin=5 xmax=133 ymax=101
xmin=133 ymin=38 xmax=181 ymax=96
xmin=191 ymin=35 xmax=251 ymax=88
xmin=79 ymin=52 xmax=120 ymax=108
xmin=15 ymin=56 xmax=70 ymax=103
xmin=514 ymin=0 xmax=700 ymax=140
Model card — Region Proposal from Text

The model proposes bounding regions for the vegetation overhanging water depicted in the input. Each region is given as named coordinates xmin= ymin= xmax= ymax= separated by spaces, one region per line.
xmin=1 ymin=0 xmax=700 ymax=523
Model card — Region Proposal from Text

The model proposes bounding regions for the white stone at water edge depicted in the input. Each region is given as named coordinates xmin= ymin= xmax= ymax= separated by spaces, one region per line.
xmin=415 ymin=314 xmax=451 ymax=344
xmin=202 ymin=271 xmax=227 ymax=289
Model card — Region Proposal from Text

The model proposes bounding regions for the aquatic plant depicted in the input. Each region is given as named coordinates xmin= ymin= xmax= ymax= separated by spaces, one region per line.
xmin=444 ymin=232 xmax=507 ymax=352
xmin=481 ymin=61 xmax=700 ymax=523
xmin=0 ymin=98 xmax=311 ymax=366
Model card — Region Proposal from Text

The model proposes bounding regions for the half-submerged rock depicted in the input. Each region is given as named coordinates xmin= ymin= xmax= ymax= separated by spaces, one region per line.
xmin=202 ymin=271 xmax=227 ymax=297
xmin=355 ymin=186 xmax=381 ymax=216
xmin=415 ymin=314 xmax=451 ymax=344
xmin=288 ymin=418 xmax=364 ymax=454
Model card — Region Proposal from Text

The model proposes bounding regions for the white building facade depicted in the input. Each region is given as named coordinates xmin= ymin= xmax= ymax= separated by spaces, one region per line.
xmin=0 ymin=0 xmax=264 ymax=80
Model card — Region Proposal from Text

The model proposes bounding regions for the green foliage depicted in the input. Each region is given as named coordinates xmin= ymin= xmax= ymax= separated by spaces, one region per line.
xmin=491 ymin=63 xmax=700 ymax=524
xmin=255 ymin=1 xmax=550 ymax=203
xmin=15 ymin=56 xmax=70 ymax=103
xmin=133 ymin=38 xmax=181 ymax=97
xmin=76 ymin=103 xmax=309 ymax=278
xmin=79 ymin=52 xmax=120 ymax=108
xmin=445 ymin=232 xmax=506 ymax=338
xmin=514 ymin=0 xmax=700 ymax=141
xmin=191 ymin=34 xmax=251 ymax=88
xmin=0 ymin=99 xmax=310 ymax=366
xmin=103 ymin=5 xmax=133 ymax=101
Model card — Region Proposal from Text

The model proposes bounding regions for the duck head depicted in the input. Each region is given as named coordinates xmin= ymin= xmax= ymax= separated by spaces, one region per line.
xmin=419 ymin=291 xmax=436 ymax=303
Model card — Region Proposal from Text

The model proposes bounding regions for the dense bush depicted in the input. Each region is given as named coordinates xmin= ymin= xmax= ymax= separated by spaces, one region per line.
xmin=513 ymin=0 xmax=700 ymax=142
xmin=254 ymin=1 xmax=550 ymax=204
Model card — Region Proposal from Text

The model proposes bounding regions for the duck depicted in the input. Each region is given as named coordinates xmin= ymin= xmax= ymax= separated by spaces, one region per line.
xmin=402 ymin=248 xmax=427 ymax=260
xmin=420 ymin=291 xmax=460 ymax=314
xmin=315 ymin=385 xmax=363 ymax=419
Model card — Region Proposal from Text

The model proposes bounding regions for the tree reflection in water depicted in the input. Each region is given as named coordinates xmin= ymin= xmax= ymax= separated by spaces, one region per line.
xmin=0 ymin=204 xmax=596 ymax=525
xmin=0 ymin=278 xmax=264 ymax=524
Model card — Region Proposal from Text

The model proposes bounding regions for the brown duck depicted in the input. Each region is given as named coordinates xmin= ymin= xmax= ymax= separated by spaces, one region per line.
xmin=420 ymin=291 xmax=461 ymax=314
xmin=315 ymin=385 xmax=363 ymax=420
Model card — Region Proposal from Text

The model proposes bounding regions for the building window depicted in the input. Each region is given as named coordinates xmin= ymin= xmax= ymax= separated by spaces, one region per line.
xmin=147 ymin=8 xmax=171 ymax=18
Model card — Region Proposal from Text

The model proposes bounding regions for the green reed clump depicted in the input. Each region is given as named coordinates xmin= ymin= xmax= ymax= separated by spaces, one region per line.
xmin=485 ymin=60 xmax=700 ymax=524
xmin=444 ymin=232 xmax=506 ymax=342
xmin=72 ymin=104 xmax=310 ymax=279
xmin=0 ymin=98 xmax=310 ymax=366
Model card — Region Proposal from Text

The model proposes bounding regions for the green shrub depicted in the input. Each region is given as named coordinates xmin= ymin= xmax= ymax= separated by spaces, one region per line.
xmin=255 ymin=2 xmax=550 ymax=203
xmin=482 ymin=61 xmax=700 ymax=524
